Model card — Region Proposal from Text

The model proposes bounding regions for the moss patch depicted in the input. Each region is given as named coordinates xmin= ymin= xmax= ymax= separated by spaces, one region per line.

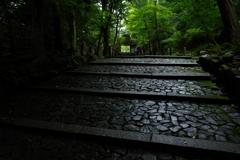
xmin=200 ymin=80 xmax=216 ymax=88
xmin=189 ymin=68 xmax=206 ymax=73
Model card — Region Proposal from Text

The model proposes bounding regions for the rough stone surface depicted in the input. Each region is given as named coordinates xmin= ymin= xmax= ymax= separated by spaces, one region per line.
xmin=1 ymin=57 xmax=240 ymax=159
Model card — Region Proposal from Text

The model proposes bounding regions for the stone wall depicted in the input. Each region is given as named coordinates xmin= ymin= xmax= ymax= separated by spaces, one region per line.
xmin=198 ymin=54 xmax=240 ymax=102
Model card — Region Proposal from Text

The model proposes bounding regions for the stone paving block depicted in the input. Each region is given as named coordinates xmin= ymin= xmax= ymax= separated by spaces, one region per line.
xmin=67 ymin=71 xmax=111 ymax=75
xmin=89 ymin=62 xmax=199 ymax=66
xmin=106 ymin=55 xmax=193 ymax=59
xmin=110 ymin=72 xmax=152 ymax=77
xmin=0 ymin=116 xmax=84 ymax=133
xmin=151 ymin=134 xmax=240 ymax=154
xmin=79 ymin=126 xmax=151 ymax=142
xmin=1 ymin=56 xmax=240 ymax=159
xmin=31 ymin=86 xmax=231 ymax=103
xmin=3 ymin=115 xmax=240 ymax=155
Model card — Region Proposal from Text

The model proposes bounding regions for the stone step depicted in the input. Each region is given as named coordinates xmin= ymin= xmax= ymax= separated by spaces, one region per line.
xmin=1 ymin=116 xmax=240 ymax=156
xmin=89 ymin=62 xmax=199 ymax=66
xmin=31 ymin=86 xmax=231 ymax=103
xmin=106 ymin=55 xmax=193 ymax=59
xmin=66 ymin=71 xmax=210 ymax=80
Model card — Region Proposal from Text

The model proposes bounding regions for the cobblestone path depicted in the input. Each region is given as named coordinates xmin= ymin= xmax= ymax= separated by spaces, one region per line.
xmin=0 ymin=56 xmax=240 ymax=160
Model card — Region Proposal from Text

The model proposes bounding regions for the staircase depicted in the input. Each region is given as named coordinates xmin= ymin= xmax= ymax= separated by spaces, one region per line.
xmin=0 ymin=56 xmax=240 ymax=160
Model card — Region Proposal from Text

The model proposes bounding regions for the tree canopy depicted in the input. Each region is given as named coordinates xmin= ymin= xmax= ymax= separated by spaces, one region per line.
xmin=0 ymin=0 xmax=240 ymax=58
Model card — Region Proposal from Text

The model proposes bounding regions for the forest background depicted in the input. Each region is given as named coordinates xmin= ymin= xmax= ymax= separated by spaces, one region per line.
xmin=0 ymin=0 xmax=240 ymax=85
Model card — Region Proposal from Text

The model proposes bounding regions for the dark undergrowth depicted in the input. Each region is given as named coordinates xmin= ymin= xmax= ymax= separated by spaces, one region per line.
xmin=0 ymin=52 xmax=99 ymax=96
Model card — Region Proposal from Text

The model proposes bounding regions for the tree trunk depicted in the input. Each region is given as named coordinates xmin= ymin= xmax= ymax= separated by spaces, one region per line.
xmin=144 ymin=20 xmax=152 ymax=54
xmin=154 ymin=1 xmax=161 ymax=55
xmin=96 ymin=28 xmax=103 ymax=55
xmin=0 ymin=24 xmax=3 ymax=59
xmin=113 ymin=14 xmax=120 ymax=47
xmin=9 ymin=21 xmax=16 ymax=55
xmin=80 ymin=41 xmax=84 ymax=55
xmin=70 ymin=7 xmax=77 ymax=51
xmin=217 ymin=0 xmax=240 ymax=46
xmin=52 ymin=2 xmax=63 ymax=53
xmin=102 ymin=26 xmax=110 ymax=56
xmin=101 ymin=0 xmax=114 ymax=56
xmin=32 ymin=0 xmax=45 ymax=59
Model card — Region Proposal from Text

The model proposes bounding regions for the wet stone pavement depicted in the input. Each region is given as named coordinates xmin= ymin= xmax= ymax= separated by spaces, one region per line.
xmin=75 ymin=65 xmax=203 ymax=74
xmin=1 ymin=92 xmax=240 ymax=144
xmin=40 ymin=75 xmax=223 ymax=96
xmin=1 ymin=125 xmax=231 ymax=160
xmin=1 ymin=57 xmax=240 ymax=159
xmin=95 ymin=58 xmax=197 ymax=63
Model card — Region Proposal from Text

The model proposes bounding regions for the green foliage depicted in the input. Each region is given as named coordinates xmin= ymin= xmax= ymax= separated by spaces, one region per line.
xmin=234 ymin=0 xmax=240 ymax=20
xmin=125 ymin=0 xmax=225 ymax=54
xmin=126 ymin=2 xmax=173 ymax=47
xmin=161 ymin=0 xmax=223 ymax=53
xmin=207 ymin=43 xmax=232 ymax=54
xmin=166 ymin=0 xmax=222 ymax=34
xmin=163 ymin=28 xmax=205 ymax=51
xmin=121 ymin=46 xmax=130 ymax=52
xmin=0 ymin=0 xmax=31 ymax=25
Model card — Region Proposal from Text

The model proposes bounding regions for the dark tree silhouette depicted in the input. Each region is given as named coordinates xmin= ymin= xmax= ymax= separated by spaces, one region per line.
xmin=217 ymin=0 xmax=240 ymax=46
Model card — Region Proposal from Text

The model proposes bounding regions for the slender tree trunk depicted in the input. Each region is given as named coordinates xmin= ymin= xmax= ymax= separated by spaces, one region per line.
xmin=80 ymin=41 xmax=84 ymax=55
xmin=154 ymin=1 xmax=161 ymax=55
xmin=9 ymin=21 xmax=16 ymax=55
xmin=96 ymin=28 xmax=103 ymax=55
xmin=0 ymin=24 xmax=3 ymax=59
xmin=32 ymin=0 xmax=45 ymax=59
xmin=52 ymin=2 xmax=63 ymax=53
xmin=113 ymin=14 xmax=121 ymax=56
xmin=101 ymin=0 xmax=109 ymax=56
xmin=150 ymin=41 xmax=153 ymax=55
xmin=70 ymin=7 xmax=77 ymax=51
xmin=217 ymin=0 xmax=240 ymax=46
xmin=144 ymin=20 xmax=152 ymax=54
xmin=102 ymin=26 xmax=110 ymax=56
xmin=113 ymin=14 xmax=120 ymax=47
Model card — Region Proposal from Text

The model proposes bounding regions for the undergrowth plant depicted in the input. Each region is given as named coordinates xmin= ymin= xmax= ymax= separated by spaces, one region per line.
xmin=207 ymin=42 xmax=232 ymax=55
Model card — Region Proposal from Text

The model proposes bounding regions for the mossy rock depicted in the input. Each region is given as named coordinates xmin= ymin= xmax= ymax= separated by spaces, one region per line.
xmin=220 ymin=64 xmax=231 ymax=71
xmin=210 ymin=58 xmax=221 ymax=68
xmin=221 ymin=53 xmax=234 ymax=63
xmin=231 ymin=68 xmax=240 ymax=75
xmin=200 ymin=80 xmax=217 ymax=89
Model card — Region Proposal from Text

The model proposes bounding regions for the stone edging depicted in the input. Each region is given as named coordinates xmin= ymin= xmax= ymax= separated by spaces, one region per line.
xmin=66 ymin=71 xmax=210 ymax=80
xmin=88 ymin=62 xmax=199 ymax=66
xmin=105 ymin=56 xmax=193 ymax=59
xmin=0 ymin=116 xmax=240 ymax=155
xmin=30 ymin=86 xmax=231 ymax=103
